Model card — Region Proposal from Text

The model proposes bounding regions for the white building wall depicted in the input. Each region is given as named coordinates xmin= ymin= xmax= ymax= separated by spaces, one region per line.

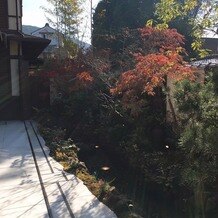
xmin=10 ymin=59 xmax=20 ymax=96
xmin=32 ymin=25 xmax=60 ymax=47
xmin=8 ymin=0 xmax=22 ymax=31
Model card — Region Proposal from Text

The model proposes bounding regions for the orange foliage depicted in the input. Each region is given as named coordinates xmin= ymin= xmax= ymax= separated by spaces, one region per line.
xmin=139 ymin=27 xmax=185 ymax=53
xmin=112 ymin=52 xmax=194 ymax=96
xmin=111 ymin=26 xmax=196 ymax=114
xmin=70 ymin=71 xmax=93 ymax=91
xmin=111 ymin=27 xmax=194 ymax=95
xmin=77 ymin=71 xmax=94 ymax=82
xmin=38 ymin=54 xmax=95 ymax=92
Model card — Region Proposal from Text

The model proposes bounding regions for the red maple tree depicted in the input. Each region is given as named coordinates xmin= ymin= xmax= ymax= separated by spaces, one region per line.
xmin=111 ymin=26 xmax=195 ymax=114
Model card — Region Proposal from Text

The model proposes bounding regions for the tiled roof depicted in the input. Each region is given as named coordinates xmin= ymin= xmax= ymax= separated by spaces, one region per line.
xmin=191 ymin=55 xmax=218 ymax=67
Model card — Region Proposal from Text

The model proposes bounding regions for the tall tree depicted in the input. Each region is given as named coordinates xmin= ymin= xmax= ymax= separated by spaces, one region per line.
xmin=43 ymin=0 xmax=84 ymax=56
xmin=174 ymin=68 xmax=218 ymax=217
xmin=111 ymin=26 xmax=194 ymax=115
xmin=155 ymin=0 xmax=218 ymax=57
xmin=92 ymin=0 xmax=157 ymax=49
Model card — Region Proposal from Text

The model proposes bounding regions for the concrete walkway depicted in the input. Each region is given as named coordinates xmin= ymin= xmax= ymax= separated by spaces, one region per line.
xmin=0 ymin=121 xmax=117 ymax=218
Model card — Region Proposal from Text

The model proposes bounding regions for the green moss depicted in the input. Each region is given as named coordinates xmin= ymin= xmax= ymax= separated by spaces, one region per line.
xmin=38 ymin=122 xmax=143 ymax=218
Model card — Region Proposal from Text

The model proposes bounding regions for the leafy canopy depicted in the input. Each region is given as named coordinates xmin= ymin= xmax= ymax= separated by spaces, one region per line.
xmin=111 ymin=26 xmax=195 ymax=115
xmin=43 ymin=0 xmax=84 ymax=56
xmin=154 ymin=0 xmax=218 ymax=57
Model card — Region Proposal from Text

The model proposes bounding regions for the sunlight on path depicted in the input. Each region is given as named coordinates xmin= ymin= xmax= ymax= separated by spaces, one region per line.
xmin=0 ymin=121 xmax=116 ymax=218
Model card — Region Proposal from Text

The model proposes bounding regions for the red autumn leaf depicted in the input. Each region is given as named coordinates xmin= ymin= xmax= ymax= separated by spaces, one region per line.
xmin=111 ymin=26 xmax=196 ymax=115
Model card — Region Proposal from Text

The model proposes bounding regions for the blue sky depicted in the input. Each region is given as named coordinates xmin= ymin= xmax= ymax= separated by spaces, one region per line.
xmin=23 ymin=0 xmax=100 ymax=27
xmin=23 ymin=0 xmax=48 ymax=27
xmin=22 ymin=0 xmax=100 ymax=42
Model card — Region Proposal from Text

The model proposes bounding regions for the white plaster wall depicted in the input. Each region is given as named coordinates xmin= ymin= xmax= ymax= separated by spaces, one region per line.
xmin=8 ymin=17 xmax=16 ymax=30
xmin=8 ymin=0 xmax=16 ymax=16
xmin=10 ymin=59 xmax=20 ymax=96
xmin=8 ymin=0 xmax=22 ymax=31
xmin=32 ymin=26 xmax=61 ymax=47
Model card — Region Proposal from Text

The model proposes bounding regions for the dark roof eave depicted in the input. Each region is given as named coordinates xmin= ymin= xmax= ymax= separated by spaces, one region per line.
xmin=22 ymin=38 xmax=51 ymax=60
xmin=6 ymin=32 xmax=50 ymax=43
xmin=0 ymin=31 xmax=51 ymax=60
